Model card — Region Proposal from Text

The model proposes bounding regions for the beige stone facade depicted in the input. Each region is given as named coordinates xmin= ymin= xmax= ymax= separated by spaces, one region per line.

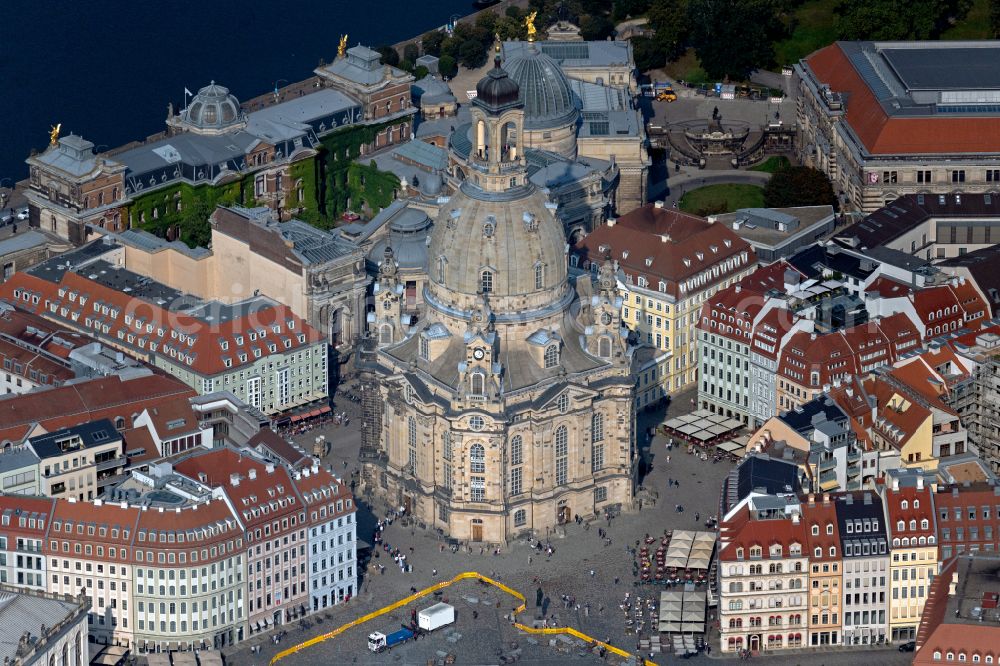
xmin=26 ymin=135 xmax=127 ymax=245
xmin=362 ymin=62 xmax=637 ymax=544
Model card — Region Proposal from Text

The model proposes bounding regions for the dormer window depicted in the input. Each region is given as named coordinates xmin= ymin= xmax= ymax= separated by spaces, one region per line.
xmin=544 ymin=344 xmax=559 ymax=369
xmin=826 ymin=523 xmax=833 ymax=535
xmin=811 ymin=525 xmax=819 ymax=536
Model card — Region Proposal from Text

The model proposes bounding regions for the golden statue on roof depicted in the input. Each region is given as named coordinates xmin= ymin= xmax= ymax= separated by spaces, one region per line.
xmin=338 ymin=34 xmax=349 ymax=58
xmin=525 ymin=11 xmax=537 ymax=42
xmin=49 ymin=123 xmax=61 ymax=146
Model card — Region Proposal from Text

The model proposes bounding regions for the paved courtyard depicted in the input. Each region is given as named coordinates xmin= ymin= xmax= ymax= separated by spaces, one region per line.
xmin=220 ymin=385 xmax=914 ymax=665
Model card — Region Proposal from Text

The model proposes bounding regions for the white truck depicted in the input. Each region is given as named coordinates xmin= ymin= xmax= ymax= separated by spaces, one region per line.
xmin=417 ymin=602 xmax=455 ymax=632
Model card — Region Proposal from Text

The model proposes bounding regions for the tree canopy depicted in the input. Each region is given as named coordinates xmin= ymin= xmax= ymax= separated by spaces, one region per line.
xmin=763 ymin=165 xmax=838 ymax=209
xmin=687 ymin=0 xmax=783 ymax=80
xmin=836 ymin=0 xmax=973 ymax=40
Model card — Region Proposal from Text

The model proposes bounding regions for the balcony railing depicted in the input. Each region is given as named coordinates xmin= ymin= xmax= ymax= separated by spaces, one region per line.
xmin=95 ymin=456 xmax=127 ymax=472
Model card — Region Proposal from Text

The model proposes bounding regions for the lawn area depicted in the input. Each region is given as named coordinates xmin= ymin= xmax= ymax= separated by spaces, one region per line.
xmin=750 ymin=156 xmax=791 ymax=173
xmin=679 ymin=184 xmax=765 ymax=216
xmin=662 ymin=48 xmax=709 ymax=85
xmin=773 ymin=0 xmax=839 ymax=66
xmin=942 ymin=0 xmax=992 ymax=39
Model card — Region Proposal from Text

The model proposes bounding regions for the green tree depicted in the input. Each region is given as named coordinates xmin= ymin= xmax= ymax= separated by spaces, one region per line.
xmin=438 ymin=54 xmax=458 ymax=78
xmin=459 ymin=39 xmax=489 ymax=69
xmin=376 ymin=45 xmax=400 ymax=67
xmin=837 ymin=0 xmax=972 ymax=40
xmin=646 ymin=0 xmax=689 ymax=62
xmin=177 ymin=198 xmax=214 ymax=248
xmin=688 ymin=0 xmax=782 ymax=80
xmin=763 ymin=166 xmax=837 ymax=209
xmin=400 ymin=59 xmax=415 ymax=73
xmin=422 ymin=30 xmax=446 ymax=56
xmin=631 ymin=36 xmax=667 ymax=72
xmin=579 ymin=14 xmax=615 ymax=40
xmin=413 ymin=65 xmax=429 ymax=81
xmin=403 ymin=43 xmax=420 ymax=63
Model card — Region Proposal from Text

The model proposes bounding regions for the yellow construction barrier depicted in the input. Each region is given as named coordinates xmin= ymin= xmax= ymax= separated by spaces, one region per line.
xmin=268 ymin=571 xmax=657 ymax=666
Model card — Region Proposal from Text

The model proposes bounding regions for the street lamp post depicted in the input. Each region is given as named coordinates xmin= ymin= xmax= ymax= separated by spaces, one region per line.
xmin=273 ymin=79 xmax=288 ymax=104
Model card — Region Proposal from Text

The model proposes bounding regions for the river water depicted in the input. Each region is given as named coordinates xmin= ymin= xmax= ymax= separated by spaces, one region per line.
xmin=0 ymin=0 xmax=472 ymax=182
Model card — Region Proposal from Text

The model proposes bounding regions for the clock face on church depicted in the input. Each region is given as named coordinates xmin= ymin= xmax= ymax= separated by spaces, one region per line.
xmin=473 ymin=348 xmax=485 ymax=360
xmin=383 ymin=299 xmax=392 ymax=310
xmin=601 ymin=312 xmax=612 ymax=325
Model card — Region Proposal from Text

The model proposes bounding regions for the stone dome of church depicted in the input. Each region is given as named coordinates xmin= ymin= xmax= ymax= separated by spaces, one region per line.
xmin=425 ymin=182 xmax=569 ymax=317
xmin=178 ymin=81 xmax=245 ymax=133
xmin=503 ymin=47 xmax=579 ymax=131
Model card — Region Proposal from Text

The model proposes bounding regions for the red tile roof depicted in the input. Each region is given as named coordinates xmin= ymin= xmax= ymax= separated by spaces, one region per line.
xmin=0 ymin=373 xmax=195 ymax=444
xmin=802 ymin=498 xmax=841 ymax=561
xmin=173 ymin=448 xmax=301 ymax=531
xmin=0 ymin=269 xmax=324 ymax=378
xmin=883 ymin=485 xmax=936 ymax=540
xmin=719 ymin=509 xmax=807 ymax=561
xmin=0 ymin=495 xmax=55 ymax=537
xmin=575 ymin=206 xmax=755 ymax=299
xmin=806 ymin=43 xmax=1000 ymax=155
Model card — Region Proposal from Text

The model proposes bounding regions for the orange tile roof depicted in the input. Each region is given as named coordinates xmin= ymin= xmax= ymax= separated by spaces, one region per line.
xmin=806 ymin=43 xmax=1000 ymax=155
xmin=0 ymin=495 xmax=56 ymax=537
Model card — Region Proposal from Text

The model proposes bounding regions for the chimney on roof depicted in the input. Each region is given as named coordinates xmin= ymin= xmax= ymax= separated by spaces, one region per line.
xmin=230 ymin=473 xmax=241 ymax=487
xmin=654 ymin=201 xmax=664 ymax=209
xmin=606 ymin=217 xmax=616 ymax=227
xmin=94 ymin=499 xmax=102 ymax=507
xmin=948 ymin=570 xmax=959 ymax=597
xmin=791 ymin=512 xmax=800 ymax=524
xmin=735 ymin=284 xmax=742 ymax=294
xmin=660 ymin=234 xmax=668 ymax=243
xmin=845 ymin=494 xmax=854 ymax=505
xmin=175 ymin=507 xmax=181 ymax=513
xmin=157 ymin=507 xmax=164 ymax=513
xmin=294 ymin=472 xmax=301 ymax=480
xmin=892 ymin=477 xmax=899 ymax=491
xmin=248 ymin=468 xmax=257 ymax=480
xmin=312 ymin=461 xmax=319 ymax=474
xmin=917 ymin=476 xmax=924 ymax=490
xmin=846 ymin=387 xmax=854 ymax=397
xmin=265 ymin=463 xmax=275 ymax=475
xmin=120 ymin=501 xmax=128 ymax=509
xmin=810 ymin=333 xmax=817 ymax=341
xmin=822 ymin=493 xmax=830 ymax=505
xmin=808 ymin=493 xmax=815 ymax=505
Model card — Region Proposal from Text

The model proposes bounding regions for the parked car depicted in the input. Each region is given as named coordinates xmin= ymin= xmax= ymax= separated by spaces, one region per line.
xmin=341 ymin=211 xmax=361 ymax=222
xmin=15 ymin=206 xmax=28 ymax=220
xmin=899 ymin=641 xmax=916 ymax=652
xmin=0 ymin=211 xmax=12 ymax=226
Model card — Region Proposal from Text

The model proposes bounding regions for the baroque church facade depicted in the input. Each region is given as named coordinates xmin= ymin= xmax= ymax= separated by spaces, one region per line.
xmin=361 ymin=59 xmax=638 ymax=543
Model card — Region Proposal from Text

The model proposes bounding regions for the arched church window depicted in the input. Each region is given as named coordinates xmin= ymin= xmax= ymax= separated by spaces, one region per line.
xmin=555 ymin=426 xmax=568 ymax=484
xmin=437 ymin=256 xmax=447 ymax=283
xmin=592 ymin=413 xmax=604 ymax=442
xmin=510 ymin=435 xmax=523 ymax=465
xmin=379 ymin=324 xmax=392 ymax=344
xmin=598 ymin=336 xmax=612 ymax=358
xmin=470 ymin=444 xmax=485 ymax=473
xmin=481 ymin=270 xmax=493 ymax=293
xmin=535 ymin=263 xmax=544 ymax=290
xmin=471 ymin=371 xmax=485 ymax=396
xmin=544 ymin=345 xmax=559 ymax=369
xmin=408 ymin=417 xmax=417 ymax=448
